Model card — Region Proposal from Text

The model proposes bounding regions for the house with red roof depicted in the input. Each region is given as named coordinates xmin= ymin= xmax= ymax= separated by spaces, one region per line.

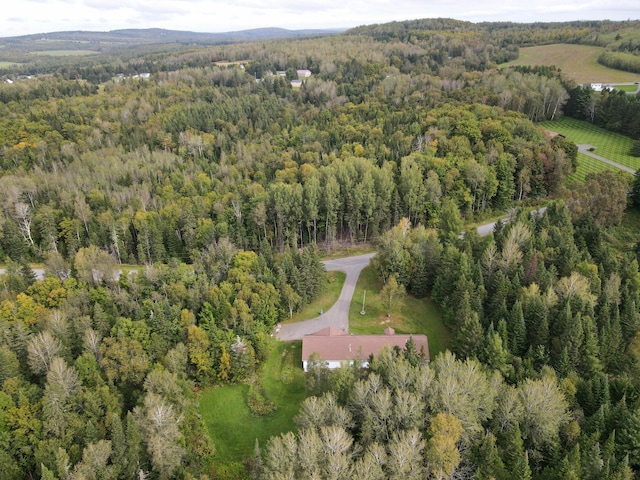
xmin=301 ymin=326 xmax=429 ymax=371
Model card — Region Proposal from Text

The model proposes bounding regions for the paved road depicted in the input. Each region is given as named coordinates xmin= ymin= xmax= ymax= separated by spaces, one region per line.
xmin=577 ymin=144 xmax=635 ymax=174
xmin=277 ymin=253 xmax=375 ymax=341
xmin=471 ymin=206 xmax=547 ymax=238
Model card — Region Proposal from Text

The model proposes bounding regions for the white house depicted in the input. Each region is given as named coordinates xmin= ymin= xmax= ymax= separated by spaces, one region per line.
xmin=297 ymin=69 xmax=312 ymax=78
xmin=301 ymin=327 xmax=429 ymax=371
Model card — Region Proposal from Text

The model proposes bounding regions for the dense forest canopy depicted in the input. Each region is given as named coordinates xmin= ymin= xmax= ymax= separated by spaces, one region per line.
xmin=0 ymin=17 xmax=639 ymax=480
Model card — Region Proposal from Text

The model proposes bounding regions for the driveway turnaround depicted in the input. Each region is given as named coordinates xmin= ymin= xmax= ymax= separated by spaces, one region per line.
xmin=277 ymin=253 xmax=375 ymax=341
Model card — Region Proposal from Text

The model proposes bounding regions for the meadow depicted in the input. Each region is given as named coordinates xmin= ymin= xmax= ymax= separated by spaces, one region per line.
xmin=503 ymin=44 xmax=640 ymax=84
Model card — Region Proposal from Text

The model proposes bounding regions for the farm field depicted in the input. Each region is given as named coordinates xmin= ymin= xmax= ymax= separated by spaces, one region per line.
xmin=29 ymin=49 xmax=98 ymax=56
xmin=502 ymin=44 xmax=640 ymax=84
xmin=540 ymin=117 xmax=639 ymax=173
xmin=348 ymin=266 xmax=451 ymax=357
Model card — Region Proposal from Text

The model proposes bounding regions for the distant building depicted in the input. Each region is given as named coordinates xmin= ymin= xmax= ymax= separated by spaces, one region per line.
xmin=301 ymin=327 xmax=429 ymax=371
xmin=297 ymin=69 xmax=312 ymax=78
xmin=291 ymin=79 xmax=303 ymax=88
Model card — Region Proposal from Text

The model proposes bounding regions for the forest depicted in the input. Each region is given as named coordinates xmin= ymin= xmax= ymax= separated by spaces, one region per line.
xmin=0 ymin=17 xmax=639 ymax=480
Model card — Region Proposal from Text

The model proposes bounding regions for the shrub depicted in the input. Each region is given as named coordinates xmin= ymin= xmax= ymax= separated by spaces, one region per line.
xmin=246 ymin=384 xmax=276 ymax=416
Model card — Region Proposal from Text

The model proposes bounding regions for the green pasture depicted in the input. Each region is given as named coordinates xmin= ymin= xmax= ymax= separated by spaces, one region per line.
xmin=29 ymin=50 xmax=98 ymax=56
xmin=0 ymin=61 xmax=20 ymax=68
xmin=199 ymin=341 xmax=305 ymax=463
xmin=348 ymin=266 xmax=451 ymax=357
xmin=540 ymin=118 xmax=640 ymax=172
xmin=282 ymin=270 xmax=345 ymax=324
xmin=502 ymin=44 xmax=639 ymax=84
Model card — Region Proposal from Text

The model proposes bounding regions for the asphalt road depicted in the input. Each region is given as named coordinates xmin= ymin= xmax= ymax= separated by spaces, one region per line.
xmin=276 ymin=253 xmax=375 ymax=340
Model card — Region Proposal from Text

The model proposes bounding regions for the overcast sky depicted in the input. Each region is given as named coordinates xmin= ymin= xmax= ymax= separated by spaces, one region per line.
xmin=2 ymin=0 xmax=639 ymax=38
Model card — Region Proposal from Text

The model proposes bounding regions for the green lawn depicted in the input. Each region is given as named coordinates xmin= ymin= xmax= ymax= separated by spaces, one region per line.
xmin=540 ymin=118 xmax=640 ymax=172
xmin=569 ymin=152 xmax=622 ymax=184
xmin=199 ymin=341 xmax=305 ymax=463
xmin=348 ymin=266 xmax=451 ymax=357
xmin=282 ymin=270 xmax=346 ymax=324
xmin=614 ymin=84 xmax=640 ymax=93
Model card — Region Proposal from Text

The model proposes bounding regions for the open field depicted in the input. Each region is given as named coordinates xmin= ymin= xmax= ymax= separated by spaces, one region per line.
xmin=540 ymin=118 xmax=640 ymax=172
xmin=0 ymin=61 xmax=20 ymax=68
xmin=199 ymin=341 xmax=305 ymax=464
xmin=502 ymin=44 xmax=640 ymax=84
xmin=282 ymin=270 xmax=346 ymax=324
xmin=348 ymin=266 xmax=451 ymax=357
xmin=29 ymin=50 xmax=98 ymax=56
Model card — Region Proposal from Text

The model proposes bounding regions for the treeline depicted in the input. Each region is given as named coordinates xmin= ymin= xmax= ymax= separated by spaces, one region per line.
xmin=273 ymin=197 xmax=640 ymax=479
xmin=597 ymin=50 xmax=640 ymax=74
xmin=564 ymin=86 xmax=640 ymax=139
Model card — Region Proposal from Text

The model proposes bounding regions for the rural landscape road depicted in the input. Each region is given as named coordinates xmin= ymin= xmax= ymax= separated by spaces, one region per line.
xmin=577 ymin=144 xmax=636 ymax=174
xmin=276 ymin=253 xmax=375 ymax=340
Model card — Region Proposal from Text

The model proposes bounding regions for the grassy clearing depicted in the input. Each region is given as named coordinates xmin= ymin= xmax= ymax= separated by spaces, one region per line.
xmin=502 ymin=44 xmax=640 ymax=84
xmin=349 ymin=266 xmax=451 ymax=357
xmin=0 ymin=61 xmax=20 ymax=68
xmin=540 ymin=118 xmax=640 ymax=171
xmin=29 ymin=50 xmax=98 ymax=56
xmin=282 ymin=270 xmax=346 ymax=324
xmin=199 ymin=341 xmax=305 ymax=463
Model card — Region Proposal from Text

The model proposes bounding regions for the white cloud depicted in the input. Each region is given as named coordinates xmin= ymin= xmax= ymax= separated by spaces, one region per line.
xmin=1 ymin=0 xmax=639 ymax=37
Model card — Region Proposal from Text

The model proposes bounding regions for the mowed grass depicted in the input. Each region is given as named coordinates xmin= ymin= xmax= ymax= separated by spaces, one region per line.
xmin=282 ymin=270 xmax=346 ymax=324
xmin=614 ymin=84 xmax=640 ymax=93
xmin=199 ymin=341 xmax=305 ymax=463
xmin=0 ymin=61 xmax=20 ymax=68
xmin=29 ymin=50 xmax=98 ymax=56
xmin=569 ymin=152 xmax=621 ymax=184
xmin=502 ymin=44 xmax=640 ymax=84
xmin=540 ymin=118 xmax=640 ymax=171
xmin=349 ymin=266 xmax=451 ymax=357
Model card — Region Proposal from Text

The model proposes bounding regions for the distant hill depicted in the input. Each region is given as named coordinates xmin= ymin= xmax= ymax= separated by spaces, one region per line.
xmin=0 ymin=27 xmax=343 ymax=52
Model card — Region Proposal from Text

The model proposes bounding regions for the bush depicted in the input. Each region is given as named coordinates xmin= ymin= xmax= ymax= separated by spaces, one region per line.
xmin=631 ymin=139 xmax=640 ymax=158
xmin=246 ymin=384 xmax=276 ymax=416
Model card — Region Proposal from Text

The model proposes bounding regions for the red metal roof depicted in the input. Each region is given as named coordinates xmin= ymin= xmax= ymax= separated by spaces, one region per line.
xmin=302 ymin=328 xmax=429 ymax=364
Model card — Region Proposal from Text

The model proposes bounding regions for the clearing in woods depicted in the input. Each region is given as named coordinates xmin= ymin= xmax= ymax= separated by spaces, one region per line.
xmin=502 ymin=44 xmax=640 ymax=84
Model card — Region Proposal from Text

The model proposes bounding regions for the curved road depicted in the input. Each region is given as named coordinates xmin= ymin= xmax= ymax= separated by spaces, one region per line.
xmin=577 ymin=144 xmax=635 ymax=174
xmin=277 ymin=253 xmax=375 ymax=340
